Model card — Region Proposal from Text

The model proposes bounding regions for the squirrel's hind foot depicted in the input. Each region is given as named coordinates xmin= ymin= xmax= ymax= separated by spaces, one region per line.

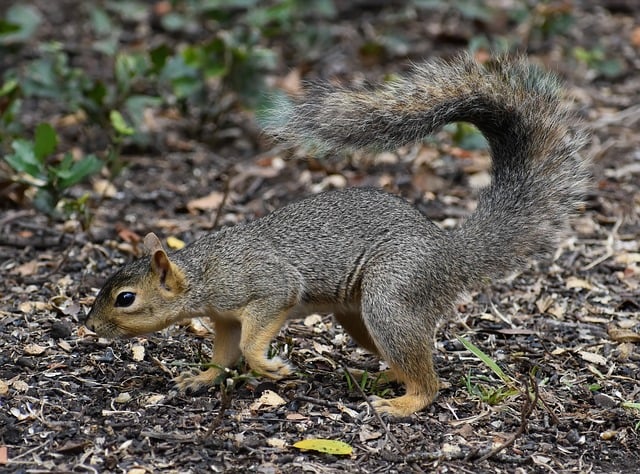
xmin=370 ymin=391 xmax=436 ymax=417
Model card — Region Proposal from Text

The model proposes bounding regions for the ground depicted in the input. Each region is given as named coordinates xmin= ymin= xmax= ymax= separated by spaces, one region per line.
xmin=1 ymin=1 xmax=639 ymax=473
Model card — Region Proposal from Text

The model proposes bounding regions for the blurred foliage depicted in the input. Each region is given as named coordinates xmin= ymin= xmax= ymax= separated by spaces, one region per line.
xmin=0 ymin=0 xmax=611 ymax=219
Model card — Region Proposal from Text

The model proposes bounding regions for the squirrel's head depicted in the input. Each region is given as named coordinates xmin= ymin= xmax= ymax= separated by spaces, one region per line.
xmin=84 ymin=233 xmax=189 ymax=338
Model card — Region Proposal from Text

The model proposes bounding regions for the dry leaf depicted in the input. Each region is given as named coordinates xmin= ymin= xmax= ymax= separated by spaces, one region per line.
xmin=359 ymin=426 xmax=382 ymax=442
xmin=93 ymin=179 xmax=117 ymax=198
xmin=114 ymin=392 xmax=132 ymax=403
xmin=58 ymin=340 xmax=73 ymax=353
xmin=142 ymin=394 xmax=165 ymax=406
xmin=303 ymin=314 xmax=323 ymax=326
xmin=615 ymin=253 xmax=640 ymax=264
xmin=285 ymin=413 xmax=308 ymax=421
xmin=24 ymin=343 xmax=47 ymax=356
xmin=11 ymin=260 xmax=40 ymax=277
xmin=187 ymin=191 xmax=225 ymax=213
xmin=127 ymin=469 xmax=147 ymax=474
xmin=10 ymin=407 xmax=31 ymax=421
xmin=18 ymin=301 xmax=48 ymax=314
xmin=566 ymin=277 xmax=593 ymax=291
xmin=0 ymin=380 xmax=8 ymax=395
xmin=266 ymin=437 xmax=287 ymax=448
xmin=600 ymin=430 xmax=618 ymax=441
xmin=578 ymin=350 xmax=607 ymax=366
xmin=166 ymin=236 xmax=185 ymax=250
xmin=607 ymin=327 xmax=640 ymax=343
xmin=131 ymin=344 xmax=145 ymax=361
xmin=250 ymin=390 xmax=286 ymax=410
xmin=12 ymin=380 xmax=29 ymax=392
xmin=187 ymin=317 xmax=214 ymax=335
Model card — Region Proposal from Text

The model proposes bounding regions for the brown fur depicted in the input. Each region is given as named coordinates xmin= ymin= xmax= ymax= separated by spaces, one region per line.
xmin=85 ymin=54 xmax=589 ymax=417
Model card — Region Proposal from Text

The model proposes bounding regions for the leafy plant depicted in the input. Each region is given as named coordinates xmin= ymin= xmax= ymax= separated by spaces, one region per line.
xmin=573 ymin=46 xmax=625 ymax=79
xmin=344 ymin=368 xmax=392 ymax=398
xmin=3 ymin=124 xmax=102 ymax=217
xmin=458 ymin=335 xmax=519 ymax=405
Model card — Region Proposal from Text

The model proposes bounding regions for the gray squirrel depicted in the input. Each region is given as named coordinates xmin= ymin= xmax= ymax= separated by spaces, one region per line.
xmin=85 ymin=54 xmax=589 ymax=417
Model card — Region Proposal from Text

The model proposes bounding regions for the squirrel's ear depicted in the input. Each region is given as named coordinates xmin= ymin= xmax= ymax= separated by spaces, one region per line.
xmin=145 ymin=233 xmax=186 ymax=293
xmin=143 ymin=232 xmax=165 ymax=254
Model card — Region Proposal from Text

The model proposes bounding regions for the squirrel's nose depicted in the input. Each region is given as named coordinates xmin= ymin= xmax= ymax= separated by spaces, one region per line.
xmin=84 ymin=313 xmax=95 ymax=331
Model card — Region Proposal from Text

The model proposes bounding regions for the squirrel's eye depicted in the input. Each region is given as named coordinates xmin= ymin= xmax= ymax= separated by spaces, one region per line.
xmin=115 ymin=292 xmax=136 ymax=308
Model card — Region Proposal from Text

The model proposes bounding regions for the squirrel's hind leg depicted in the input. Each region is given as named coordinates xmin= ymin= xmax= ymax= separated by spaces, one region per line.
xmin=360 ymin=276 xmax=441 ymax=417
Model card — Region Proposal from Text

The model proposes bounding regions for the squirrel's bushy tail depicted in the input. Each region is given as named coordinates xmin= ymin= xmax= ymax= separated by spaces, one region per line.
xmin=266 ymin=54 xmax=589 ymax=284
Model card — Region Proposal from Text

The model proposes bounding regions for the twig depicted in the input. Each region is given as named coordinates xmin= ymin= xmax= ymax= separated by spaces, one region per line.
xmin=294 ymin=394 xmax=342 ymax=409
xmin=341 ymin=364 xmax=406 ymax=456
xmin=582 ymin=217 xmax=622 ymax=271
xmin=475 ymin=373 xmax=539 ymax=463
xmin=203 ymin=381 xmax=233 ymax=438
xmin=211 ymin=167 xmax=234 ymax=230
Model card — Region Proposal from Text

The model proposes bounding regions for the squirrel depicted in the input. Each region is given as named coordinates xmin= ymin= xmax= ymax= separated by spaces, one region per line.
xmin=84 ymin=54 xmax=589 ymax=417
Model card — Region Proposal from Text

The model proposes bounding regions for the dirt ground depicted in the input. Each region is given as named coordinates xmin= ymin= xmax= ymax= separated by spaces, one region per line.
xmin=1 ymin=1 xmax=639 ymax=473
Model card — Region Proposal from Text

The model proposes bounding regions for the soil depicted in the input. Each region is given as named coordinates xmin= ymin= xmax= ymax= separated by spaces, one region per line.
xmin=1 ymin=1 xmax=639 ymax=473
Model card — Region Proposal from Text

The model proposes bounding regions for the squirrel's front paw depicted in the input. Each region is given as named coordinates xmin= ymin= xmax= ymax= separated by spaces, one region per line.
xmin=250 ymin=356 xmax=294 ymax=380
xmin=174 ymin=367 xmax=223 ymax=394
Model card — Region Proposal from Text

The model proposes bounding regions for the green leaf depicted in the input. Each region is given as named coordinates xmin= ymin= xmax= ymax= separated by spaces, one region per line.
xmin=0 ymin=79 xmax=19 ymax=96
xmin=457 ymin=336 xmax=514 ymax=386
xmin=150 ymin=44 xmax=172 ymax=73
xmin=5 ymin=139 xmax=42 ymax=176
xmin=293 ymin=439 xmax=353 ymax=455
xmin=0 ymin=4 xmax=42 ymax=44
xmin=110 ymin=110 xmax=135 ymax=136
xmin=33 ymin=188 xmax=57 ymax=215
xmin=90 ymin=8 xmax=112 ymax=36
xmin=33 ymin=123 xmax=58 ymax=161
xmin=56 ymin=153 xmax=103 ymax=189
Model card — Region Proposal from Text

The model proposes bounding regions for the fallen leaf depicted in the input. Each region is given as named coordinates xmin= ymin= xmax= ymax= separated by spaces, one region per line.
xmin=10 ymin=407 xmax=31 ymax=421
xmin=566 ymin=277 xmax=593 ymax=291
xmin=93 ymin=179 xmax=117 ymax=198
xmin=250 ymin=390 xmax=286 ymax=410
xmin=0 ymin=381 xmax=8 ymax=395
xmin=117 ymin=228 xmax=142 ymax=245
xmin=114 ymin=392 xmax=132 ymax=403
xmin=24 ymin=343 xmax=47 ymax=356
xmin=127 ymin=469 xmax=147 ymax=474
xmin=131 ymin=344 xmax=145 ymax=361
xmin=293 ymin=439 xmax=353 ymax=455
xmin=266 ymin=437 xmax=287 ymax=448
xmin=187 ymin=191 xmax=225 ymax=213
xmin=10 ymin=260 xmax=40 ymax=277
xmin=57 ymin=340 xmax=73 ymax=353
xmin=607 ymin=327 xmax=640 ymax=343
xmin=615 ymin=253 xmax=640 ymax=265
xmin=142 ymin=394 xmax=165 ymax=406
xmin=359 ymin=426 xmax=382 ymax=442
xmin=304 ymin=314 xmax=323 ymax=326
xmin=12 ymin=380 xmax=29 ymax=392
xmin=578 ymin=350 xmax=607 ymax=366
xmin=166 ymin=236 xmax=185 ymax=250
xmin=286 ymin=413 xmax=308 ymax=421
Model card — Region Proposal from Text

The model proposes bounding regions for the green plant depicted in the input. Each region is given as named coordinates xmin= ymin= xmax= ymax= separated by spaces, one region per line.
xmin=573 ymin=46 xmax=625 ymax=79
xmin=3 ymin=124 xmax=102 ymax=217
xmin=457 ymin=335 xmax=520 ymax=405
xmin=344 ymin=368 xmax=392 ymax=398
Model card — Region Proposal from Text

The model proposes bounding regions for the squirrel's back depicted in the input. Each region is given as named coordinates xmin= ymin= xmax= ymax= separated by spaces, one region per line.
xmin=265 ymin=54 xmax=589 ymax=284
